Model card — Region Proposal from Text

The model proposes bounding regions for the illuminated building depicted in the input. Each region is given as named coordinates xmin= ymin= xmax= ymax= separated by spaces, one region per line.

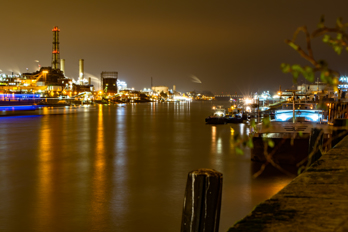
xmin=117 ymin=80 xmax=127 ymax=92
xmin=101 ymin=72 xmax=118 ymax=93
xmin=152 ymin=86 xmax=169 ymax=94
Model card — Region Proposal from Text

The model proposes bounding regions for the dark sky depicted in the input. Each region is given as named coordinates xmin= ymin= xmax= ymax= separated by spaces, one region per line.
xmin=1 ymin=0 xmax=348 ymax=94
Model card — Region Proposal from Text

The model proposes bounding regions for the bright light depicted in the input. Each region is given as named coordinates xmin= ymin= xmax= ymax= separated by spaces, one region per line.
xmin=174 ymin=96 xmax=191 ymax=101
xmin=276 ymin=114 xmax=292 ymax=121
xmin=244 ymin=98 xmax=252 ymax=104
xmin=308 ymin=114 xmax=319 ymax=121
xmin=214 ymin=111 xmax=224 ymax=116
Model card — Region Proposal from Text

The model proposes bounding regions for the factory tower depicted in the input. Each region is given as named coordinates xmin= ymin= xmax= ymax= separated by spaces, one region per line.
xmin=52 ymin=26 xmax=60 ymax=70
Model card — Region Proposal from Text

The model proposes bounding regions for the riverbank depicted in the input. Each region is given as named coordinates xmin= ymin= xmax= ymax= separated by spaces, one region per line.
xmin=228 ymin=135 xmax=348 ymax=231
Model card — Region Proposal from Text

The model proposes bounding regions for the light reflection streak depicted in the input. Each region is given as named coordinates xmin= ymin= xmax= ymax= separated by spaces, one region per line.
xmin=91 ymin=105 xmax=106 ymax=229
xmin=239 ymin=123 xmax=245 ymax=136
xmin=112 ymin=105 xmax=128 ymax=219
xmin=36 ymin=117 xmax=53 ymax=229
xmin=211 ymin=126 xmax=216 ymax=153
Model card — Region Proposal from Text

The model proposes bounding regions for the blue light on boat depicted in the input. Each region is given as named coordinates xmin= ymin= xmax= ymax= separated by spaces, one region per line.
xmin=275 ymin=110 xmax=322 ymax=122
xmin=0 ymin=105 xmax=37 ymax=111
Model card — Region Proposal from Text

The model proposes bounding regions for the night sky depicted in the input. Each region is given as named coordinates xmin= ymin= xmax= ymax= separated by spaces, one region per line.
xmin=1 ymin=0 xmax=348 ymax=94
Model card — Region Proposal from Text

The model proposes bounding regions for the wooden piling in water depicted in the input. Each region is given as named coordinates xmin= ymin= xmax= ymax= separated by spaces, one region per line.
xmin=180 ymin=168 xmax=223 ymax=232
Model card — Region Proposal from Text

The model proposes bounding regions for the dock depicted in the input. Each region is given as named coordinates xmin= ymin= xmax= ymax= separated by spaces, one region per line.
xmin=229 ymin=135 xmax=348 ymax=231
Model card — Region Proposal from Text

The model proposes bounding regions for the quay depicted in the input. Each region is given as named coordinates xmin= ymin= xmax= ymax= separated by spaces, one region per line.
xmin=228 ymin=135 xmax=348 ymax=231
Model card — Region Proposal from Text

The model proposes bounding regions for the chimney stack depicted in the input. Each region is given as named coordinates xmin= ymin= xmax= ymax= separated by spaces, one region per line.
xmin=51 ymin=26 xmax=60 ymax=70
xmin=79 ymin=59 xmax=84 ymax=83
xmin=60 ymin=59 xmax=65 ymax=75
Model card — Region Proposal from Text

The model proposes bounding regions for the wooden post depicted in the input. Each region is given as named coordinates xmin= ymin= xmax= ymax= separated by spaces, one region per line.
xmin=308 ymin=128 xmax=323 ymax=164
xmin=181 ymin=169 xmax=223 ymax=232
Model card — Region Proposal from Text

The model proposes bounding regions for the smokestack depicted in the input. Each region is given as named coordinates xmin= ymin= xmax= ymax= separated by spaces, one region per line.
xmin=173 ymin=85 xmax=176 ymax=93
xmin=79 ymin=59 xmax=84 ymax=82
xmin=88 ymin=77 xmax=91 ymax=85
xmin=61 ymin=59 xmax=65 ymax=75
xmin=51 ymin=26 xmax=60 ymax=70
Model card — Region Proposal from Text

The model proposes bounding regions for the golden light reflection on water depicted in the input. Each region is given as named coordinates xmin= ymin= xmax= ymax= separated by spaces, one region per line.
xmin=211 ymin=126 xmax=216 ymax=152
xmin=91 ymin=105 xmax=107 ymax=229
xmin=230 ymin=127 xmax=235 ymax=151
xmin=36 ymin=117 xmax=53 ymax=229
xmin=210 ymin=126 xmax=224 ymax=167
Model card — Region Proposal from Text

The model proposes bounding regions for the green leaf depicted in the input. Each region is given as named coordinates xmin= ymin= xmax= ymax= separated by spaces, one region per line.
xmin=280 ymin=63 xmax=291 ymax=73
xmin=250 ymin=119 xmax=256 ymax=128
xmin=288 ymin=41 xmax=299 ymax=50
xmin=334 ymin=45 xmax=342 ymax=55
xmin=247 ymin=138 xmax=254 ymax=149
xmin=268 ymin=139 xmax=274 ymax=148
xmin=337 ymin=33 xmax=342 ymax=40
xmin=304 ymin=66 xmax=314 ymax=82
xmin=291 ymin=64 xmax=303 ymax=72
xmin=235 ymin=147 xmax=244 ymax=155
xmin=322 ymin=34 xmax=330 ymax=43
xmin=263 ymin=117 xmax=271 ymax=126
xmin=320 ymin=72 xmax=326 ymax=82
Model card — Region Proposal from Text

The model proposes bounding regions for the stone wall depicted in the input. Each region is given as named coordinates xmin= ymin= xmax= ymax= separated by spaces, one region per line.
xmin=228 ymin=135 xmax=348 ymax=232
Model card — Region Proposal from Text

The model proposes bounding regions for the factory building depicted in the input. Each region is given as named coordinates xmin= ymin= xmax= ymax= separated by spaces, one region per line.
xmin=152 ymin=86 xmax=169 ymax=94
xmin=117 ymin=80 xmax=127 ymax=92
xmin=101 ymin=72 xmax=118 ymax=93
xmin=0 ymin=26 xmax=95 ymax=96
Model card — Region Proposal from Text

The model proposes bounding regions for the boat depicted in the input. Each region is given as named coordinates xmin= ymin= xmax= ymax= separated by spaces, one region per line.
xmin=205 ymin=106 xmax=227 ymax=124
xmin=226 ymin=106 xmax=246 ymax=123
xmin=251 ymin=102 xmax=333 ymax=165
xmin=226 ymin=116 xmax=244 ymax=123
xmin=0 ymin=105 xmax=43 ymax=117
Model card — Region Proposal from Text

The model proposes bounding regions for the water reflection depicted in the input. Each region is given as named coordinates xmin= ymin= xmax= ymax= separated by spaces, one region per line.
xmin=112 ymin=105 xmax=128 ymax=223
xmin=211 ymin=125 xmax=216 ymax=153
xmin=91 ymin=105 xmax=107 ymax=229
xmin=37 ymin=117 xmax=53 ymax=229
xmin=0 ymin=102 xmax=293 ymax=232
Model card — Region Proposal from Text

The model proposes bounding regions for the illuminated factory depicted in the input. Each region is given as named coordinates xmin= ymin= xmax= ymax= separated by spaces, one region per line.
xmin=0 ymin=26 xmax=93 ymax=97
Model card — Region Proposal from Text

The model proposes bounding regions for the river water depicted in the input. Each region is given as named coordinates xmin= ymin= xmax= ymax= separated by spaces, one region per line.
xmin=0 ymin=101 xmax=292 ymax=232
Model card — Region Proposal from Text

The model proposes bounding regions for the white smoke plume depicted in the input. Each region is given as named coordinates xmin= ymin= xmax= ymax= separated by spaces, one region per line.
xmin=190 ymin=75 xmax=202 ymax=84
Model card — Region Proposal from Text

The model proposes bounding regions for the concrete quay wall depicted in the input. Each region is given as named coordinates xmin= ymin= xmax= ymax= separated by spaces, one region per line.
xmin=228 ymin=135 xmax=348 ymax=232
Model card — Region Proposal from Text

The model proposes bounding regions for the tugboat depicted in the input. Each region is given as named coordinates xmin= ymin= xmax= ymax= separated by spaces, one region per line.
xmin=205 ymin=106 xmax=227 ymax=124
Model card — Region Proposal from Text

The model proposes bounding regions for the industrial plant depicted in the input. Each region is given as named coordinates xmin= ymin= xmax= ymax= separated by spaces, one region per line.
xmin=0 ymin=27 xmax=95 ymax=99
xmin=0 ymin=26 xmax=209 ymax=104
